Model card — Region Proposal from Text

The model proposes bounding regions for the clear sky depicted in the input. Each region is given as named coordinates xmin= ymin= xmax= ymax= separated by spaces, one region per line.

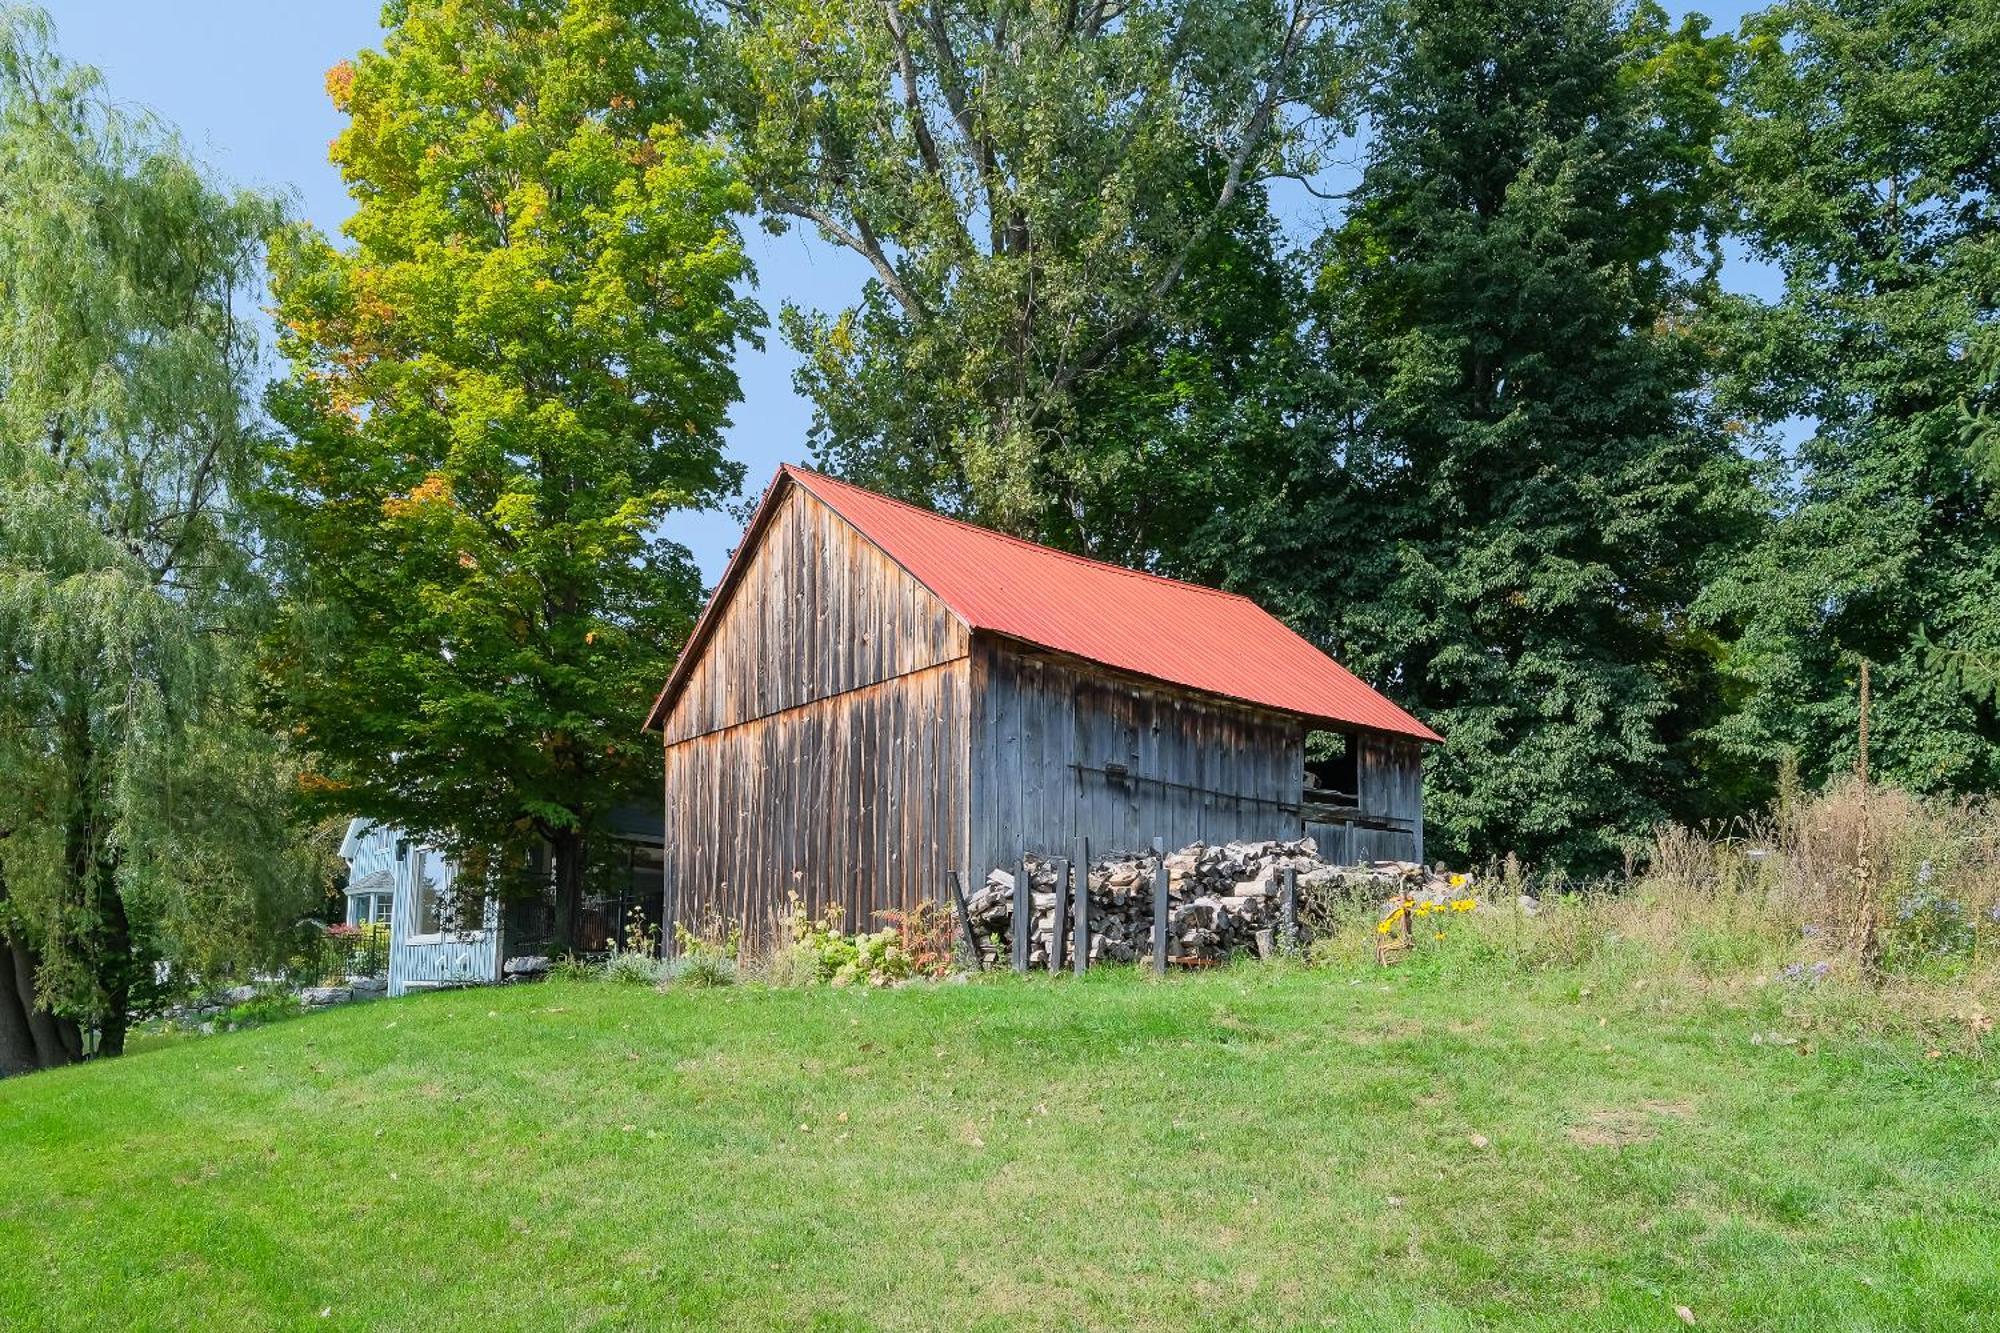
xmin=43 ymin=0 xmax=1775 ymax=582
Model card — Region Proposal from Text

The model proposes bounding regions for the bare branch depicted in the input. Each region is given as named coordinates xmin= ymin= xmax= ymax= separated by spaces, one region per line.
xmin=768 ymin=193 xmax=930 ymax=324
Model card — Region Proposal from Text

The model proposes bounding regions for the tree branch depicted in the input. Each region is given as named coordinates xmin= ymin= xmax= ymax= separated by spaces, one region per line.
xmin=768 ymin=193 xmax=931 ymax=324
xmin=1041 ymin=0 xmax=1313 ymax=405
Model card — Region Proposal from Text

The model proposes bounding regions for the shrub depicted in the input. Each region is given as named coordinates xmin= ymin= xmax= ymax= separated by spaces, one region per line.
xmin=604 ymin=950 xmax=672 ymax=986
xmin=764 ymin=893 xmax=951 ymax=986
xmin=663 ymin=952 xmax=736 ymax=988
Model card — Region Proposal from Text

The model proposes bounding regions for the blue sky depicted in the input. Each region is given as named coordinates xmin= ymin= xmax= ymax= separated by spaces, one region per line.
xmin=45 ymin=0 xmax=1776 ymax=582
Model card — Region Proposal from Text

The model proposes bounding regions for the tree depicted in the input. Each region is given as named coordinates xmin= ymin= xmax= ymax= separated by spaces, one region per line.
xmin=720 ymin=0 xmax=1358 ymax=559
xmin=1277 ymin=0 xmax=1759 ymax=870
xmin=0 ymin=8 xmax=313 ymax=1069
xmin=263 ymin=0 xmax=759 ymax=951
xmin=1705 ymin=0 xmax=2000 ymax=793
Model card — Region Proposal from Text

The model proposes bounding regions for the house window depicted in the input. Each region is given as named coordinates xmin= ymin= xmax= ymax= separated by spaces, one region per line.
xmin=413 ymin=851 xmax=442 ymax=935
xmin=369 ymin=893 xmax=394 ymax=926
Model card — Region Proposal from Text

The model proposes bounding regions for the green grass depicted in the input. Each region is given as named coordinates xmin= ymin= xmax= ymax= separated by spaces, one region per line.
xmin=2 ymin=962 xmax=1996 ymax=1331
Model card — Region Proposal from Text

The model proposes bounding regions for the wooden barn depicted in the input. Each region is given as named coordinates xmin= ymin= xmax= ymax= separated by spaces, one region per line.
xmin=644 ymin=465 xmax=1440 ymax=942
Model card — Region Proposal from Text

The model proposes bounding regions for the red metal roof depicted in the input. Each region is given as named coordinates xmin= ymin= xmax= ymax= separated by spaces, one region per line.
xmin=766 ymin=466 xmax=1439 ymax=742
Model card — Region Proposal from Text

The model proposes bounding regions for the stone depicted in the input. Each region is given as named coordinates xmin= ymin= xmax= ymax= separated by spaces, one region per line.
xmin=299 ymin=986 xmax=353 ymax=1007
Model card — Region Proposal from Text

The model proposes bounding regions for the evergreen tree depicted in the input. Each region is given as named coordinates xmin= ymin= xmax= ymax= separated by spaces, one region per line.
xmin=262 ymin=0 xmax=759 ymax=951
xmin=1705 ymin=0 xmax=2000 ymax=792
xmin=0 ymin=9 xmax=314 ymax=1068
xmin=1282 ymin=0 xmax=1757 ymax=870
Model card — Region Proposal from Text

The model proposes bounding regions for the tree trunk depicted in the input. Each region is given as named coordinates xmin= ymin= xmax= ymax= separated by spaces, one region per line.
xmin=92 ymin=865 xmax=133 ymax=1058
xmin=0 ymin=869 xmax=83 ymax=1076
xmin=550 ymin=827 xmax=587 ymax=956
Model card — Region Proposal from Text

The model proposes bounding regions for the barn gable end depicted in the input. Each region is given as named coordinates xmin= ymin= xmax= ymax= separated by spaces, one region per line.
xmin=655 ymin=483 xmax=969 ymax=745
xmin=655 ymin=478 xmax=973 ymax=942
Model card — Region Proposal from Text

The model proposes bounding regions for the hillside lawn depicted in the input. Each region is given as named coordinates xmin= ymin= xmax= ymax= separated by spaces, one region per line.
xmin=1 ymin=962 xmax=1995 ymax=1331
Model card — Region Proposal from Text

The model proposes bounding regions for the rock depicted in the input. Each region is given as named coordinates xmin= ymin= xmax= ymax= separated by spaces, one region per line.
xmin=503 ymin=955 xmax=551 ymax=978
xmin=299 ymin=986 xmax=352 ymax=1007
xmin=1517 ymin=894 xmax=1540 ymax=917
xmin=224 ymin=984 xmax=257 ymax=1004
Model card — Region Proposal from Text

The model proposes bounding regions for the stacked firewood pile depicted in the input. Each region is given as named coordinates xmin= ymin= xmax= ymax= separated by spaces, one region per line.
xmin=962 ymin=838 xmax=1454 ymax=967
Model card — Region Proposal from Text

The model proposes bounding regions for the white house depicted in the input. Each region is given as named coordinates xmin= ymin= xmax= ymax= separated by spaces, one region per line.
xmin=337 ymin=810 xmax=667 ymax=997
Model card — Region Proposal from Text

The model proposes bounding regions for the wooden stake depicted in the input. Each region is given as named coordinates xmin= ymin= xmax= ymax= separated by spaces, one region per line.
xmin=1072 ymin=836 xmax=1090 ymax=976
xmin=1049 ymin=857 xmax=1070 ymax=973
xmin=1012 ymin=854 xmax=1030 ymax=974
xmin=1858 ymin=656 xmax=1871 ymax=785
xmin=1152 ymin=836 xmax=1169 ymax=975
xmin=947 ymin=870 xmax=982 ymax=971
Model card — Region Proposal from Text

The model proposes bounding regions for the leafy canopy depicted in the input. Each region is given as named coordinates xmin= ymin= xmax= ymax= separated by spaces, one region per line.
xmin=721 ymin=0 xmax=1358 ymax=561
xmin=263 ymin=0 xmax=759 ymax=925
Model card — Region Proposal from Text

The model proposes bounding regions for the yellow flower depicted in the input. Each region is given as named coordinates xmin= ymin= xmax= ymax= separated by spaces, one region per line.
xmin=1449 ymin=872 xmax=1469 ymax=888
xmin=1433 ymin=931 xmax=1446 ymax=940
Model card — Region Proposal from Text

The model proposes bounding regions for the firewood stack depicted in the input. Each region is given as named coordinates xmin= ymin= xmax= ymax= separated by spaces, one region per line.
xmin=963 ymin=839 xmax=1453 ymax=967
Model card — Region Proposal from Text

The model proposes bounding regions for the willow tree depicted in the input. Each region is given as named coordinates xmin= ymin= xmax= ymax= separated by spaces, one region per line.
xmin=719 ymin=0 xmax=1357 ymax=560
xmin=263 ymin=0 xmax=758 ymax=951
xmin=0 ymin=10 xmax=311 ymax=1070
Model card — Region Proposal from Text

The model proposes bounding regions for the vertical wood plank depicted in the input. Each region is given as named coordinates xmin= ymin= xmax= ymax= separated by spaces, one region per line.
xmin=1072 ymin=834 xmax=1090 ymax=975
xmin=1012 ymin=852 xmax=1030 ymax=974
xmin=1050 ymin=856 xmax=1070 ymax=973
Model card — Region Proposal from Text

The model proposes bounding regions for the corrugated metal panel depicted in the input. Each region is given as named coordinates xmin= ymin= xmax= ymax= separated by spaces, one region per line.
xmin=778 ymin=467 xmax=1439 ymax=742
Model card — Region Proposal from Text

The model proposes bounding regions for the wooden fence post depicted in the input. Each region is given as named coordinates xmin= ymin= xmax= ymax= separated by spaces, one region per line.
xmin=948 ymin=871 xmax=982 ymax=972
xmin=1152 ymin=836 xmax=1169 ymax=975
xmin=1282 ymin=865 xmax=1299 ymax=953
xmin=1012 ymin=853 xmax=1030 ymax=974
xmin=1049 ymin=857 xmax=1070 ymax=973
xmin=1072 ymin=836 xmax=1090 ymax=976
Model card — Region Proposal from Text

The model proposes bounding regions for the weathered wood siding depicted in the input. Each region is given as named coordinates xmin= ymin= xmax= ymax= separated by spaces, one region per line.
xmin=968 ymin=639 xmax=1307 ymax=877
xmin=1307 ymin=733 xmax=1425 ymax=864
xmin=661 ymin=487 xmax=967 ymax=744
xmin=658 ymin=487 xmax=972 ymax=942
xmin=664 ymin=662 xmax=968 ymax=943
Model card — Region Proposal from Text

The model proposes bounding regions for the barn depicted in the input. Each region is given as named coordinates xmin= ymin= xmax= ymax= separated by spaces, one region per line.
xmin=644 ymin=465 xmax=1440 ymax=943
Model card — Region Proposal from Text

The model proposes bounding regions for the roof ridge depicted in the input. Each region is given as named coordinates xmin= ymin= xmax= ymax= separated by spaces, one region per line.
xmin=781 ymin=464 xmax=1258 ymax=607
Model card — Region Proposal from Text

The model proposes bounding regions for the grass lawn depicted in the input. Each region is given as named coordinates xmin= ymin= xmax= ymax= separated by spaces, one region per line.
xmin=1 ymin=962 xmax=1995 ymax=1331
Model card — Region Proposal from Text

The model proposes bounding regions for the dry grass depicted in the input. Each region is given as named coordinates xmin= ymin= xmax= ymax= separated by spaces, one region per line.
xmin=1312 ymin=781 xmax=2000 ymax=1056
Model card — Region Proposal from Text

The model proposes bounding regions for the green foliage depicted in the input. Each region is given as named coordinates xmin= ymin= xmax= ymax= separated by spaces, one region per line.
xmin=1254 ymin=0 xmax=1759 ymax=871
xmin=1702 ymin=0 xmax=2000 ymax=795
xmin=0 ymin=8 xmax=320 ymax=1055
xmin=772 ymin=894 xmax=944 ymax=986
xmin=1883 ymin=890 xmax=1977 ymax=973
xmin=260 ymin=0 xmax=760 ymax=944
xmin=661 ymin=950 xmax=736 ymax=988
xmin=720 ymin=0 xmax=1356 ymax=563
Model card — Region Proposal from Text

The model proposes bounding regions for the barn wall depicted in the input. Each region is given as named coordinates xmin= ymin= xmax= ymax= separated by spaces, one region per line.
xmin=967 ymin=639 xmax=1308 ymax=879
xmin=657 ymin=485 xmax=973 ymax=943
xmin=661 ymin=486 xmax=968 ymax=744
xmin=662 ymin=661 xmax=969 ymax=945
xmin=1306 ymin=733 xmax=1426 ymax=864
